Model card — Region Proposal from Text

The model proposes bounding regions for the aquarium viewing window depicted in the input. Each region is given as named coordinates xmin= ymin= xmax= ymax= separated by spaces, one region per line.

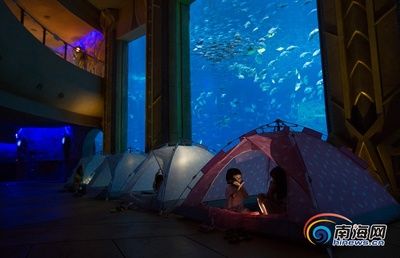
xmin=190 ymin=0 xmax=327 ymax=151
xmin=127 ymin=35 xmax=146 ymax=152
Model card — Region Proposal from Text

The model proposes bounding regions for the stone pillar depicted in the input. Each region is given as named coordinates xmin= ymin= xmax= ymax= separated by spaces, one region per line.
xmin=168 ymin=0 xmax=192 ymax=145
xmin=100 ymin=9 xmax=118 ymax=154
xmin=318 ymin=0 xmax=400 ymax=198
xmin=114 ymin=40 xmax=128 ymax=153
xmin=145 ymin=0 xmax=169 ymax=151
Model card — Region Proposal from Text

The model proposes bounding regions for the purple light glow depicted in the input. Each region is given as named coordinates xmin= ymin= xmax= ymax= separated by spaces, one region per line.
xmin=53 ymin=30 xmax=105 ymax=60
xmin=71 ymin=30 xmax=105 ymax=59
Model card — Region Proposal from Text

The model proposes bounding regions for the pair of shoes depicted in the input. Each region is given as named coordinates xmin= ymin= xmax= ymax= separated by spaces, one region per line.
xmin=109 ymin=206 xmax=126 ymax=213
xmin=198 ymin=224 xmax=215 ymax=233
xmin=237 ymin=230 xmax=252 ymax=241
xmin=224 ymin=229 xmax=241 ymax=244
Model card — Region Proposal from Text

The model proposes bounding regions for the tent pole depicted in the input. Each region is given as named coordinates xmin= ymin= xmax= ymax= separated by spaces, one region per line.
xmin=159 ymin=143 xmax=180 ymax=212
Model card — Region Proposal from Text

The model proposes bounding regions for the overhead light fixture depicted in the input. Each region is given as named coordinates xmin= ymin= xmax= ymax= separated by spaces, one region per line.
xmin=17 ymin=140 xmax=22 ymax=147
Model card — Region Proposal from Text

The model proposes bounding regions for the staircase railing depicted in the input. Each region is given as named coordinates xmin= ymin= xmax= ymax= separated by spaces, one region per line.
xmin=5 ymin=0 xmax=105 ymax=77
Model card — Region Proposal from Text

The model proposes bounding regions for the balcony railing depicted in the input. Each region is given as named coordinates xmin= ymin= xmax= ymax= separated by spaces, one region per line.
xmin=5 ymin=0 xmax=105 ymax=77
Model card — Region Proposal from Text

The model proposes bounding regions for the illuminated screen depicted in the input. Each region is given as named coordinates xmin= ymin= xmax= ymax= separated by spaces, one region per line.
xmin=16 ymin=127 xmax=69 ymax=160
xmin=190 ymin=0 xmax=327 ymax=151
xmin=127 ymin=35 xmax=146 ymax=152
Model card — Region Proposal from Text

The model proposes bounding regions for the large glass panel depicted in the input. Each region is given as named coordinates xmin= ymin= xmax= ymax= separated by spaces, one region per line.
xmin=191 ymin=0 xmax=327 ymax=151
xmin=127 ymin=36 xmax=146 ymax=152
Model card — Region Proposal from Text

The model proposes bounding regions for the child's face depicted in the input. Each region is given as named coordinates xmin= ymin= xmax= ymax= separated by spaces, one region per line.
xmin=233 ymin=174 xmax=243 ymax=183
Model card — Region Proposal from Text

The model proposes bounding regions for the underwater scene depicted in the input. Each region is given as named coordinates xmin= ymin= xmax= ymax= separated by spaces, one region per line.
xmin=127 ymin=36 xmax=146 ymax=152
xmin=191 ymin=0 xmax=327 ymax=151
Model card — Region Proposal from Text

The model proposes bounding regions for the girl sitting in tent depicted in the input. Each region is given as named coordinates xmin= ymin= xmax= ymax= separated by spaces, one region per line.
xmin=257 ymin=166 xmax=287 ymax=215
xmin=225 ymin=168 xmax=249 ymax=212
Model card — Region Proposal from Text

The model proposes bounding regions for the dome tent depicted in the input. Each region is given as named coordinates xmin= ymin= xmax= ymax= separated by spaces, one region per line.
xmin=86 ymin=152 xmax=145 ymax=198
xmin=86 ymin=154 xmax=121 ymax=186
xmin=121 ymin=144 xmax=214 ymax=212
xmin=84 ymin=154 xmax=122 ymax=197
xmin=179 ymin=121 xmax=400 ymax=239
xmin=107 ymin=151 xmax=146 ymax=198
xmin=65 ymin=154 xmax=105 ymax=190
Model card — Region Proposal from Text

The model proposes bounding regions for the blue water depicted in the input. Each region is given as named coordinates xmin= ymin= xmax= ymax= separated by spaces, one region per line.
xmin=190 ymin=0 xmax=327 ymax=151
xmin=127 ymin=36 xmax=146 ymax=152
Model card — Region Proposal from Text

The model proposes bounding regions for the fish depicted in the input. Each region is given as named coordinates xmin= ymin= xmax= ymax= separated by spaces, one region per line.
xmin=244 ymin=21 xmax=251 ymax=28
xmin=276 ymin=47 xmax=285 ymax=52
xmin=280 ymin=51 xmax=289 ymax=57
xmin=259 ymin=82 xmax=270 ymax=92
xmin=269 ymin=87 xmax=278 ymax=95
xmin=267 ymin=26 xmax=279 ymax=38
xmin=237 ymin=74 xmax=245 ymax=79
xmin=299 ymin=51 xmax=311 ymax=58
xmin=303 ymin=60 xmax=313 ymax=68
xmin=221 ymin=93 xmax=227 ymax=98
xmin=308 ymin=8 xmax=317 ymax=15
xmin=268 ymin=26 xmax=278 ymax=33
xmin=257 ymin=48 xmax=266 ymax=55
xmin=304 ymin=87 xmax=313 ymax=94
xmin=308 ymin=28 xmax=319 ymax=40
xmin=259 ymin=69 xmax=268 ymax=79
xmin=261 ymin=15 xmax=269 ymax=21
xmin=295 ymin=82 xmax=302 ymax=91
xmin=295 ymin=68 xmax=301 ymax=80
xmin=252 ymin=27 xmax=259 ymax=32
xmin=247 ymin=46 xmax=257 ymax=55
xmin=316 ymin=79 xmax=324 ymax=86
xmin=268 ymin=59 xmax=277 ymax=67
xmin=277 ymin=3 xmax=288 ymax=8
xmin=312 ymin=49 xmax=321 ymax=56
xmin=230 ymin=99 xmax=239 ymax=108
xmin=318 ymin=70 xmax=323 ymax=77
xmin=286 ymin=45 xmax=299 ymax=51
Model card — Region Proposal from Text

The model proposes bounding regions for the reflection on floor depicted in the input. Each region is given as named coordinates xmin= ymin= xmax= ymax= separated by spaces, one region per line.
xmin=1 ymin=182 xmax=399 ymax=258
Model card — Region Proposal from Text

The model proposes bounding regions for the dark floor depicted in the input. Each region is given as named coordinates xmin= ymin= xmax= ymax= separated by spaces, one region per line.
xmin=0 ymin=182 xmax=399 ymax=258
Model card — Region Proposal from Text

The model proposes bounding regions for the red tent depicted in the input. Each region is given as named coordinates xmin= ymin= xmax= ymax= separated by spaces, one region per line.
xmin=179 ymin=126 xmax=400 ymax=239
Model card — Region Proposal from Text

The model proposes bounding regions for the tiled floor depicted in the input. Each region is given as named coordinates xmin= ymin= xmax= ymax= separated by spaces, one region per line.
xmin=0 ymin=182 xmax=399 ymax=258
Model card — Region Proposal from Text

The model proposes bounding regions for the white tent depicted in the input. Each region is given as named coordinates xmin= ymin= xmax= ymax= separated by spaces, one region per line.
xmin=65 ymin=154 xmax=105 ymax=188
xmin=85 ymin=154 xmax=123 ymax=196
xmin=122 ymin=144 xmax=214 ymax=212
xmin=107 ymin=152 xmax=146 ymax=198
